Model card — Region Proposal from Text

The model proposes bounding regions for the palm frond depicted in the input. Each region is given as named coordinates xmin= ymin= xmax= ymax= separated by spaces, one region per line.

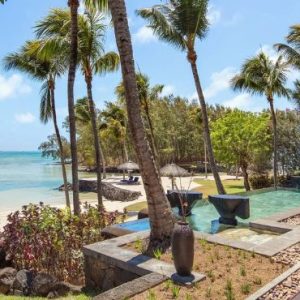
xmin=94 ymin=51 xmax=120 ymax=74
xmin=40 ymin=81 xmax=52 ymax=124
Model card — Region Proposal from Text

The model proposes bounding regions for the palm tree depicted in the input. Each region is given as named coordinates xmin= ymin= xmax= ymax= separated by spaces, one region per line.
xmin=275 ymin=25 xmax=300 ymax=70
xmin=101 ymin=102 xmax=129 ymax=162
xmin=137 ymin=0 xmax=225 ymax=194
xmin=116 ymin=73 xmax=163 ymax=167
xmin=231 ymin=52 xmax=290 ymax=189
xmin=75 ymin=97 xmax=107 ymax=178
xmin=36 ymin=9 xmax=119 ymax=208
xmin=108 ymin=0 xmax=174 ymax=248
xmin=3 ymin=40 xmax=71 ymax=207
xmin=291 ymin=80 xmax=300 ymax=109
xmin=78 ymin=11 xmax=119 ymax=206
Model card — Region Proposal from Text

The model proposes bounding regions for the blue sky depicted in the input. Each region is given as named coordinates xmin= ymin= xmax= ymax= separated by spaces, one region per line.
xmin=0 ymin=0 xmax=299 ymax=151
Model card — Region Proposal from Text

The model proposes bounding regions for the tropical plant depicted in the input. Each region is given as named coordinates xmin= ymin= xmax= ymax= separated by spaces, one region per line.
xmin=116 ymin=73 xmax=164 ymax=167
xmin=275 ymin=25 xmax=300 ymax=70
xmin=39 ymin=134 xmax=71 ymax=162
xmin=108 ymin=0 xmax=174 ymax=249
xmin=137 ymin=0 xmax=225 ymax=194
xmin=36 ymin=8 xmax=119 ymax=208
xmin=1 ymin=203 xmax=123 ymax=283
xmin=211 ymin=110 xmax=271 ymax=190
xmin=3 ymin=40 xmax=71 ymax=207
xmin=231 ymin=52 xmax=290 ymax=189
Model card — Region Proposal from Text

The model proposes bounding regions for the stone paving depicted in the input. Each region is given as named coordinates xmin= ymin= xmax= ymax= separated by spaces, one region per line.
xmin=257 ymin=244 xmax=300 ymax=300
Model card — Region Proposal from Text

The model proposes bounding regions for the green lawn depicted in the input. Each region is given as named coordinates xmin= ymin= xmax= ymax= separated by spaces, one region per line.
xmin=124 ymin=178 xmax=245 ymax=212
xmin=192 ymin=178 xmax=245 ymax=199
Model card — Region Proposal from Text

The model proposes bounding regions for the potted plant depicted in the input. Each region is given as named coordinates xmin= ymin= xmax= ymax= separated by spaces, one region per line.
xmin=171 ymin=185 xmax=194 ymax=277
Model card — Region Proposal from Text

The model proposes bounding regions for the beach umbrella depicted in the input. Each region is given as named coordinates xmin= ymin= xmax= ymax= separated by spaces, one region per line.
xmin=160 ymin=163 xmax=189 ymax=189
xmin=118 ymin=161 xmax=139 ymax=179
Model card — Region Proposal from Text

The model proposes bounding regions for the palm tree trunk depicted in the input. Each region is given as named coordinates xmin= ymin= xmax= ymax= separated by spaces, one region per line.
xmin=99 ymin=140 xmax=107 ymax=179
xmin=269 ymin=98 xmax=278 ymax=189
xmin=85 ymin=74 xmax=103 ymax=208
xmin=188 ymin=49 xmax=226 ymax=194
xmin=241 ymin=163 xmax=250 ymax=191
xmin=49 ymin=80 xmax=70 ymax=208
xmin=109 ymin=0 xmax=174 ymax=248
xmin=123 ymin=139 xmax=129 ymax=162
xmin=68 ymin=0 xmax=80 ymax=215
xmin=144 ymin=102 xmax=160 ymax=168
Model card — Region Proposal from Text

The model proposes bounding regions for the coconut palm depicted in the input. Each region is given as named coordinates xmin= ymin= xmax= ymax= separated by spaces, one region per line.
xmin=116 ymin=73 xmax=163 ymax=167
xmin=231 ymin=52 xmax=290 ymax=189
xmin=3 ymin=40 xmax=71 ymax=207
xmin=108 ymin=0 xmax=174 ymax=248
xmin=275 ymin=25 xmax=300 ymax=70
xmin=35 ymin=9 xmax=119 ymax=208
xmin=291 ymin=80 xmax=300 ymax=109
xmin=75 ymin=97 xmax=107 ymax=177
xmin=137 ymin=0 xmax=225 ymax=194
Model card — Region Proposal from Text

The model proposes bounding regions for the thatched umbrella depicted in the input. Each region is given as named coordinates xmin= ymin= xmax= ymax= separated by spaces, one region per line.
xmin=118 ymin=161 xmax=139 ymax=179
xmin=160 ymin=163 xmax=189 ymax=189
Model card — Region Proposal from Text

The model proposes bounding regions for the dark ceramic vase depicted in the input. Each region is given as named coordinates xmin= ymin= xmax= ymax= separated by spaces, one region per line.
xmin=171 ymin=221 xmax=194 ymax=277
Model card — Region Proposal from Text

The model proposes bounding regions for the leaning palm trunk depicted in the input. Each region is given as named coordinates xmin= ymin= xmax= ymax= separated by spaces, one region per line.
xmin=269 ymin=98 xmax=278 ymax=189
xmin=85 ymin=75 xmax=104 ymax=208
xmin=68 ymin=0 xmax=80 ymax=215
xmin=99 ymin=140 xmax=106 ymax=179
xmin=109 ymin=0 xmax=174 ymax=247
xmin=188 ymin=49 xmax=226 ymax=194
xmin=49 ymin=80 xmax=71 ymax=208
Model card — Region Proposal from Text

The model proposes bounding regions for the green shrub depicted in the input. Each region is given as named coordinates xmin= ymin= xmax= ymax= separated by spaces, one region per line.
xmin=1 ymin=203 xmax=124 ymax=284
xmin=249 ymin=173 xmax=272 ymax=190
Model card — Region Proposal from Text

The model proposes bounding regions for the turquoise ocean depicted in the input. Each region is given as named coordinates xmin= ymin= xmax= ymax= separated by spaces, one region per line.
xmin=0 ymin=151 xmax=74 ymax=225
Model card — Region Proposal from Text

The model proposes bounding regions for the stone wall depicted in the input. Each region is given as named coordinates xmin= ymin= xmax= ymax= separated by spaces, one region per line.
xmin=79 ymin=180 xmax=141 ymax=202
xmin=84 ymin=254 xmax=139 ymax=292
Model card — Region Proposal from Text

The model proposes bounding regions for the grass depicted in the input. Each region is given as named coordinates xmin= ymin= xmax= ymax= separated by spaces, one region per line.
xmin=125 ymin=201 xmax=147 ymax=212
xmin=192 ymin=178 xmax=245 ymax=199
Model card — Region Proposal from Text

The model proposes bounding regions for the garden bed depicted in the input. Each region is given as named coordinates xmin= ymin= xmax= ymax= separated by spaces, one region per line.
xmin=126 ymin=239 xmax=288 ymax=300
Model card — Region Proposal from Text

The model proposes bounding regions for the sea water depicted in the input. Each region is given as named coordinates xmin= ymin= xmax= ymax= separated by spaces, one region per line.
xmin=0 ymin=151 xmax=73 ymax=224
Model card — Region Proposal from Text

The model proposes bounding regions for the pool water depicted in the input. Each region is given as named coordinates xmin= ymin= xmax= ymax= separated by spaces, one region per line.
xmin=119 ymin=190 xmax=300 ymax=234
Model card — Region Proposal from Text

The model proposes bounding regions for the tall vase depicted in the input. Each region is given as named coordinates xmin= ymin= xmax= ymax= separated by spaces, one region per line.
xmin=171 ymin=221 xmax=194 ymax=276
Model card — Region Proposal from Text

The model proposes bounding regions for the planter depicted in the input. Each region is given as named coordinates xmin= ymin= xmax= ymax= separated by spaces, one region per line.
xmin=171 ymin=221 xmax=194 ymax=277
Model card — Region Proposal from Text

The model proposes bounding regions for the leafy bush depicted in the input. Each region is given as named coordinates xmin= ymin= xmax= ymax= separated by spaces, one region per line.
xmin=0 ymin=203 xmax=124 ymax=284
xmin=249 ymin=174 xmax=272 ymax=190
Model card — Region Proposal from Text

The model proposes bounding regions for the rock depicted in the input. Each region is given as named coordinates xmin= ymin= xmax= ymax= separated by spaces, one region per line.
xmin=12 ymin=269 xmax=34 ymax=296
xmin=79 ymin=180 xmax=141 ymax=202
xmin=53 ymin=282 xmax=81 ymax=296
xmin=32 ymin=273 xmax=58 ymax=297
xmin=138 ymin=208 xmax=149 ymax=219
xmin=0 ymin=267 xmax=17 ymax=294
xmin=57 ymin=183 xmax=72 ymax=191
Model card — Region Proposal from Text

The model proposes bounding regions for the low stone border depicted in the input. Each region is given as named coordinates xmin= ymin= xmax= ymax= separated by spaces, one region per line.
xmin=83 ymin=231 xmax=205 ymax=293
xmin=245 ymin=262 xmax=300 ymax=300
xmin=93 ymin=272 xmax=166 ymax=300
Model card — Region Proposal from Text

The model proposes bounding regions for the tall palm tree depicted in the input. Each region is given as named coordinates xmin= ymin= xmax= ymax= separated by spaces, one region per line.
xmin=75 ymin=97 xmax=107 ymax=178
xmin=275 ymin=25 xmax=300 ymax=70
xmin=108 ymin=0 xmax=174 ymax=248
xmin=3 ymin=40 xmax=71 ymax=207
xmin=231 ymin=52 xmax=290 ymax=189
xmin=79 ymin=11 xmax=119 ymax=206
xmin=101 ymin=102 xmax=129 ymax=162
xmin=291 ymin=80 xmax=300 ymax=108
xmin=36 ymin=9 xmax=119 ymax=208
xmin=137 ymin=0 xmax=225 ymax=194
xmin=116 ymin=73 xmax=163 ymax=167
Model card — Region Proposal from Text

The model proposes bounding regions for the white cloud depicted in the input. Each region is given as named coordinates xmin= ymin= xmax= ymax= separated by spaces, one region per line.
xmin=133 ymin=26 xmax=157 ymax=43
xmin=203 ymin=67 xmax=238 ymax=100
xmin=0 ymin=74 xmax=31 ymax=101
xmin=160 ymin=85 xmax=175 ymax=97
xmin=15 ymin=113 xmax=35 ymax=124
xmin=223 ymin=94 xmax=264 ymax=112
xmin=256 ymin=45 xmax=280 ymax=62
xmin=224 ymin=13 xmax=243 ymax=27
xmin=207 ymin=5 xmax=221 ymax=26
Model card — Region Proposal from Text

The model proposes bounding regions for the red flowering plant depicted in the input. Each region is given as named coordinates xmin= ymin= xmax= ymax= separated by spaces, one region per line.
xmin=0 ymin=202 xmax=125 ymax=284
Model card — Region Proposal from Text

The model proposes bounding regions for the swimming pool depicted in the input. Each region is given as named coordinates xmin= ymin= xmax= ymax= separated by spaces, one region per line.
xmin=118 ymin=189 xmax=300 ymax=234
